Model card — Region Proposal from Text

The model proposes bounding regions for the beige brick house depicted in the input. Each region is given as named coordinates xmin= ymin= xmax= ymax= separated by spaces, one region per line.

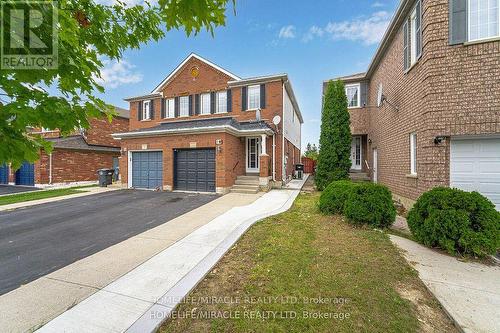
xmin=324 ymin=0 xmax=500 ymax=209
xmin=113 ymin=54 xmax=302 ymax=194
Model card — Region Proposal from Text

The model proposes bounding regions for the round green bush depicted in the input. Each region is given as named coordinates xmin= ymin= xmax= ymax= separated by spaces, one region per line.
xmin=344 ymin=183 xmax=396 ymax=228
xmin=407 ymin=187 xmax=500 ymax=257
xmin=319 ymin=180 xmax=357 ymax=215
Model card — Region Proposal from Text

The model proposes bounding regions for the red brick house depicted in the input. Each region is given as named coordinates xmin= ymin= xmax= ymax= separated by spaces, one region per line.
xmin=324 ymin=0 xmax=500 ymax=209
xmin=0 ymin=107 xmax=129 ymax=186
xmin=113 ymin=53 xmax=303 ymax=194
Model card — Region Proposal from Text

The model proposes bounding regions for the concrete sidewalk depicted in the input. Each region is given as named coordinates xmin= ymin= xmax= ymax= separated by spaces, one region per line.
xmin=0 ymin=192 xmax=262 ymax=332
xmin=390 ymin=235 xmax=500 ymax=333
xmin=37 ymin=176 xmax=307 ymax=333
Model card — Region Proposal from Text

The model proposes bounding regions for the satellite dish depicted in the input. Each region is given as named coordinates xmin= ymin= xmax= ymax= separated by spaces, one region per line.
xmin=377 ymin=84 xmax=384 ymax=107
xmin=272 ymin=115 xmax=281 ymax=125
xmin=256 ymin=108 xmax=261 ymax=122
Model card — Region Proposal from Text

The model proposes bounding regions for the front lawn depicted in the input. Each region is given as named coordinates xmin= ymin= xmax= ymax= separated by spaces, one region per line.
xmin=0 ymin=186 xmax=94 ymax=206
xmin=161 ymin=192 xmax=456 ymax=332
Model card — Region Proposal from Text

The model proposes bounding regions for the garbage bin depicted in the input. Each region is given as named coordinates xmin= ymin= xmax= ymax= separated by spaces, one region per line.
xmin=295 ymin=163 xmax=304 ymax=180
xmin=98 ymin=169 xmax=114 ymax=187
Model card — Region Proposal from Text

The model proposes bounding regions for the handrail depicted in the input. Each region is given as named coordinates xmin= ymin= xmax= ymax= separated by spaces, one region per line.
xmin=232 ymin=160 xmax=239 ymax=172
xmin=364 ymin=160 xmax=370 ymax=170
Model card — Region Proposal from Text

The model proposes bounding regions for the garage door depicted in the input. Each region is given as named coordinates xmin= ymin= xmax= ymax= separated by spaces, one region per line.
xmin=0 ymin=164 xmax=8 ymax=184
xmin=174 ymin=149 xmax=216 ymax=192
xmin=450 ymin=138 xmax=500 ymax=210
xmin=15 ymin=161 xmax=34 ymax=186
xmin=131 ymin=151 xmax=163 ymax=189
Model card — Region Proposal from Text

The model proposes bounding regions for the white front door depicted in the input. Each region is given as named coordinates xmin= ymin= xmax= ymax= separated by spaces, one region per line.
xmin=246 ymin=137 xmax=261 ymax=173
xmin=351 ymin=136 xmax=362 ymax=170
xmin=373 ymin=148 xmax=378 ymax=183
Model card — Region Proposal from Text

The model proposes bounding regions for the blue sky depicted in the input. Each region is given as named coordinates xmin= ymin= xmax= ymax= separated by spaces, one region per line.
xmin=97 ymin=0 xmax=399 ymax=148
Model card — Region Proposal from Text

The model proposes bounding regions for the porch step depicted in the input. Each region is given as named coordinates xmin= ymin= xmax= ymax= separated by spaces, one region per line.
xmin=349 ymin=172 xmax=370 ymax=182
xmin=230 ymin=175 xmax=260 ymax=194
xmin=235 ymin=178 xmax=260 ymax=186
xmin=230 ymin=185 xmax=259 ymax=194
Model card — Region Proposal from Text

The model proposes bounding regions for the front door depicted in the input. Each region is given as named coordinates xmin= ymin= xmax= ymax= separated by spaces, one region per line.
xmin=351 ymin=136 xmax=362 ymax=170
xmin=246 ymin=137 xmax=261 ymax=173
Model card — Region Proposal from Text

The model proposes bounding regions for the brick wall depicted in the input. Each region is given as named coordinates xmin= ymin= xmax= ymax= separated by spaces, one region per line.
xmin=353 ymin=0 xmax=500 ymax=202
xmin=86 ymin=116 xmax=129 ymax=147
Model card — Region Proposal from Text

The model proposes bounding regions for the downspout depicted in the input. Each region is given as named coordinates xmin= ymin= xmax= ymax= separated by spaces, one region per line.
xmin=272 ymin=134 xmax=276 ymax=181
xmin=282 ymin=81 xmax=286 ymax=183
xmin=49 ymin=153 xmax=53 ymax=184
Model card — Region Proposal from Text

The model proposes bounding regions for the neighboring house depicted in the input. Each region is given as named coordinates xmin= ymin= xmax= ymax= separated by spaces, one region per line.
xmin=324 ymin=0 xmax=500 ymax=209
xmin=113 ymin=53 xmax=303 ymax=193
xmin=0 ymin=107 xmax=130 ymax=186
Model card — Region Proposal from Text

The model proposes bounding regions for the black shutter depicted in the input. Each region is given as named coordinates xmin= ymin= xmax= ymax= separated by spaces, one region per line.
xmin=416 ymin=0 xmax=422 ymax=58
xmin=449 ymin=0 xmax=467 ymax=45
xmin=360 ymin=82 xmax=368 ymax=107
xmin=189 ymin=95 xmax=194 ymax=116
xmin=227 ymin=89 xmax=232 ymax=112
xmin=174 ymin=97 xmax=180 ymax=117
xmin=195 ymin=94 xmax=200 ymax=115
xmin=210 ymin=92 xmax=216 ymax=114
xmin=137 ymin=101 xmax=143 ymax=121
xmin=150 ymin=99 xmax=155 ymax=119
xmin=241 ymin=86 xmax=247 ymax=111
xmin=403 ymin=20 xmax=409 ymax=71
xmin=160 ymin=98 xmax=166 ymax=118
xmin=260 ymin=84 xmax=266 ymax=109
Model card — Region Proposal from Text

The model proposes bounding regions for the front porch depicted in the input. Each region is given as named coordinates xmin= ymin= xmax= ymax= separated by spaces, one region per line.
xmin=350 ymin=134 xmax=370 ymax=182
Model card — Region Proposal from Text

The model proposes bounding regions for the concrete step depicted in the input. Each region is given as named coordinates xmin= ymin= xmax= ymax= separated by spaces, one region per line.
xmin=349 ymin=172 xmax=370 ymax=182
xmin=237 ymin=175 xmax=260 ymax=181
xmin=230 ymin=187 xmax=259 ymax=194
xmin=235 ymin=179 xmax=260 ymax=186
xmin=231 ymin=184 xmax=259 ymax=191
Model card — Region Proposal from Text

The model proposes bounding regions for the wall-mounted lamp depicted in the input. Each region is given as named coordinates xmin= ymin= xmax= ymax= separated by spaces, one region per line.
xmin=434 ymin=136 xmax=447 ymax=145
xmin=216 ymin=146 xmax=223 ymax=153
xmin=368 ymin=139 xmax=372 ymax=145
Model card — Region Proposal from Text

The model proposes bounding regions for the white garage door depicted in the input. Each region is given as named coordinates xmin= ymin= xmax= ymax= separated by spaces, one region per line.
xmin=450 ymin=138 xmax=500 ymax=210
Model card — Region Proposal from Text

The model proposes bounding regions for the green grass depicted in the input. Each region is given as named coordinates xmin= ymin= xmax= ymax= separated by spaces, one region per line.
xmin=0 ymin=187 xmax=92 ymax=206
xmin=160 ymin=192 xmax=455 ymax=333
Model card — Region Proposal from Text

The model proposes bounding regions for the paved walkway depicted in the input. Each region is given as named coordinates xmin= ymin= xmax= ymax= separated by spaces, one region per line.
xmin=391 ymin=235 xmax=500 ymax=333
xmin=36 ymin=176 xmax=307 ymax=333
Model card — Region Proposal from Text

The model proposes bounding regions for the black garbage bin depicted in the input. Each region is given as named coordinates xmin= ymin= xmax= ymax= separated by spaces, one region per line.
xmin=295 ymin=163 xmax=304 ymax=180
xmin=98 ymin=169 xmax=114 ymax=187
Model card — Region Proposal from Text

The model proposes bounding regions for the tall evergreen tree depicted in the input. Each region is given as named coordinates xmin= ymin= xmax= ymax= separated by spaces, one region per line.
xmin=315 ymin=80 xmax=352 ymax=190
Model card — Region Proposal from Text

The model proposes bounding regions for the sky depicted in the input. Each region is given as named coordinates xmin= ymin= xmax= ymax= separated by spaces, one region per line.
xmin=96 ymin=0 xmax=400 ymax=149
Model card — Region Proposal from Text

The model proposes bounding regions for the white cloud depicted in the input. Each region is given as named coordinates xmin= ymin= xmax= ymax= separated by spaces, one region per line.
xmin=96 ymin=59 xmax=143 ymax=89
xmin=302 ymin=25 xmax=324 ymax=42
xmin=325 ymin=11 xmax=391 ymax=45
xmin=372 ymin=1 xmax=385 ymax=8
xmin=278 ymin=25 xmax=296 ymax=39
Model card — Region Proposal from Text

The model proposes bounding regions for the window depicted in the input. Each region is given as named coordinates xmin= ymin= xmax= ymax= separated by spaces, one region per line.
xmin=410 ymin=8 xmax=418 ymax=65
xmin=165 ymin=98 xmax=175 ymax=118
xmin=216 ymin=91 xmax=227 ymax=113
xmin=142 ymin=101 xmax=151 ymax=120
xmin=469 ymin=0 xmax=500 ymax=41
xmin=410 ymin=133 xmax=417 ymax=175
xmin=179 ymin=96 xmax=189 ymax=117
xmin=247 ymin=85 xmax=260 ymax=109
xmin=201 ymin=93 xmax=211 ymax=115
xmin=345 ymin=84 xmax=360 ymax=108
xmin=403 ymin=0 xmax=421 ymax=71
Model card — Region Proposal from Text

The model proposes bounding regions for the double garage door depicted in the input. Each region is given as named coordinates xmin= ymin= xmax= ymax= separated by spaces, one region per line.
xmin=450 ymin=138 xmax=500 ymax=210
xmin=131 ymin=149 xmax=215 ymax=192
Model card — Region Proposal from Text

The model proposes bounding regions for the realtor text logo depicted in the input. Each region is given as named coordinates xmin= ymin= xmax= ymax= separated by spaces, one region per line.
xmin=1 ymin=1 xmax=58 ymax=69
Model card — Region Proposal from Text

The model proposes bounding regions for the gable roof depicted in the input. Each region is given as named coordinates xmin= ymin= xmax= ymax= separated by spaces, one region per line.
xmin=151 ymin=53 xmax=241 ymax=94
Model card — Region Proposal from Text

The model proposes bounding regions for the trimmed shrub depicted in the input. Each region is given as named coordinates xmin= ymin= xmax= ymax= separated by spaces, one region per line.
xmin=344 ymin=183 xmax=396 ymax=228
xmin=319 ymin=180 xmax=357 ymax=215
xmin=407 ymin=187 xmax=500 ymax=257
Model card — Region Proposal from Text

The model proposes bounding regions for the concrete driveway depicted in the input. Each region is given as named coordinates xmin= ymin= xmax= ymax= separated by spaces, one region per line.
xmin=0 ymin=185 xmax=40 ymax=196
xmin=0 ymin=190 xmax=217 ymax=296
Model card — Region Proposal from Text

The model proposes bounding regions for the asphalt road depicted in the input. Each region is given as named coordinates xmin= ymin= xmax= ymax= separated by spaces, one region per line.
xmin=0 ymin=185 xmax=40 ymax=195
xmin=0 ymin=190 xmax=217 ymax=296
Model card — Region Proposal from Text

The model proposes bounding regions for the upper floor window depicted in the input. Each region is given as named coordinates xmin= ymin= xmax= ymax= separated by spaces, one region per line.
xmin=165 ymin=98 xmax=175 ymax=118
xmin=142 ymin=101 xmax=151 ymax=120
xmin=216 ymin=91 xmax=227 ymax=113
xmin=345 ymin=84 xmax=360 ymax=108
xmin=248 ymin=85 xmax=260 ymax=109
xmin=469 ymin=0 xmax=499 ymax=41
xmin=201 ymin=93 xmax=211 ymax=115
xmin=403 ymin=0 xmax=422 ymax=71
xmin=179 ymin=96 xmax=189 ymax=117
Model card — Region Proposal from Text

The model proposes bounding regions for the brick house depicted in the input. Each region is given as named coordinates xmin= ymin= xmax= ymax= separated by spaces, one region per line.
xmin=0 ymin=107 xmax=129 ymax=186
xmin=113 ymin=53 xmax=303 ymax=194
xmin=324 ymin=0 xmax=500 ymax=209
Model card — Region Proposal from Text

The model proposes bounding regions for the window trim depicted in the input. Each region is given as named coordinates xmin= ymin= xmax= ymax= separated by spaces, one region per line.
xmin=216 ymin=91 xmax=228 ymax=114
xmin=179 ymin=96 xmax=189 ymax=117
xmin=345 ymin=83 xmax=361 ymax=109
xmin=142 ymin=101 xmax=151 ymax=120
xmin=200 ymin=93 xmax=211 ymax=115
xmin=467 ymin=0 xmax=500 ymax=42
xmin=410 ymin=132 xmax=417 ymax=175
xmin=247 ymin=84 xmax=261 ymax=110
xmin=410 ymin=7 xmax=418 ymax=65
